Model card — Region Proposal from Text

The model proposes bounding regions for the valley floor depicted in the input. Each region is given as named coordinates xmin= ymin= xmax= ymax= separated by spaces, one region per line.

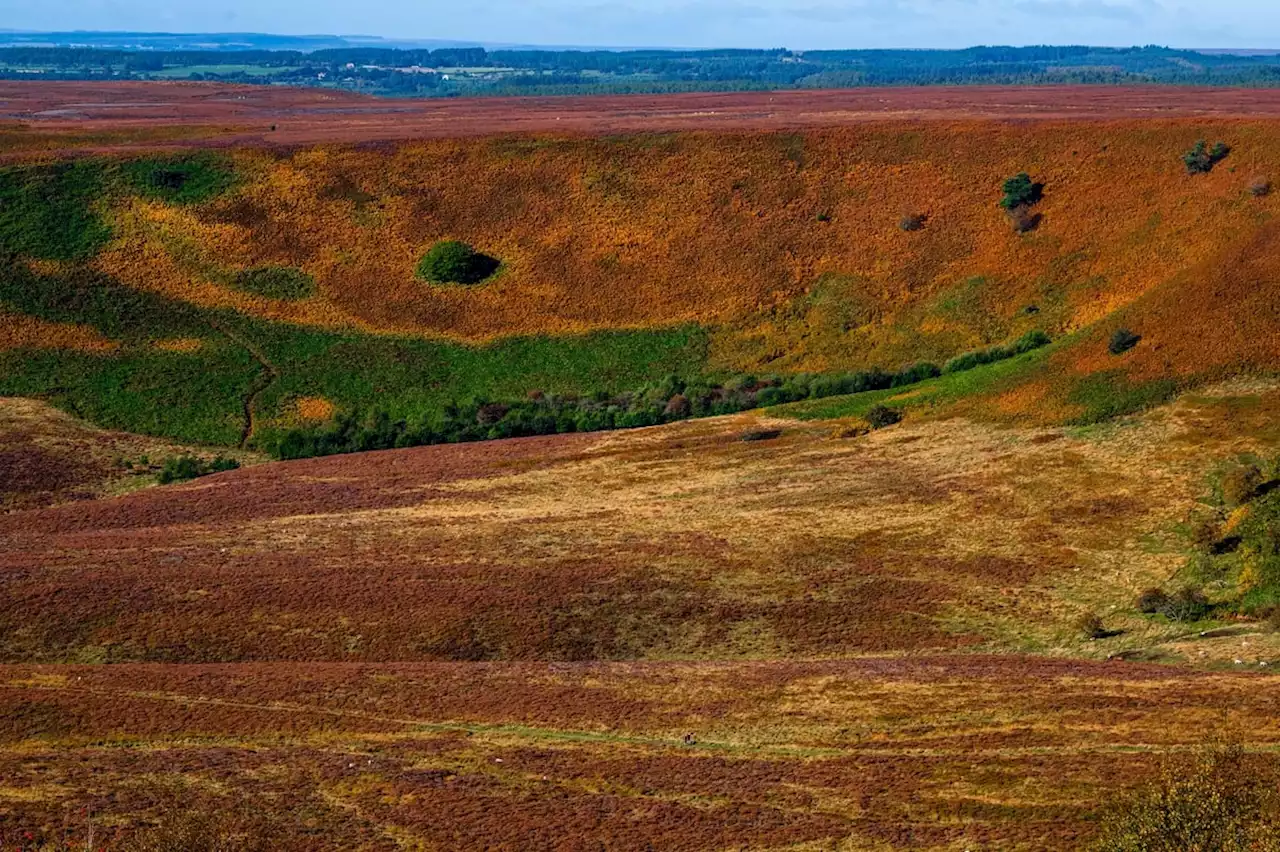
xmin=5 ymin=657 xmax=1279 ymax=851
xmin=4 ymin=381 xmax=1280 ymax=847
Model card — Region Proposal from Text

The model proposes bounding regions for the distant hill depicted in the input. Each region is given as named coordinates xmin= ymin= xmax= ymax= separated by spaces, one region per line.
xmin=7 ymin=39 xmax=1280 ymax=95
xmin=0 ymin=30 xmax=485 ymax=51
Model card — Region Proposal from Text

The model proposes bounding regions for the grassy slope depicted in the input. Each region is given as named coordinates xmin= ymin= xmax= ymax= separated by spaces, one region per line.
xmin=0 ymin=396 xmax=263 ymax=511
xmin=5 ymin=658 xmax=1280 ymax=851
xmin=6 ymin=381 xmax=1280 ymax=847
xmin=7 ymin=380 xmax=1280 ymax=667
xmin=3 ymin=120 xmax=1280 ymax=446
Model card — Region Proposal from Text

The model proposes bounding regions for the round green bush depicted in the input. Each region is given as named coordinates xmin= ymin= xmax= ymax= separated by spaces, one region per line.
xmin=416 ymin=241 xmax=500 ymax=285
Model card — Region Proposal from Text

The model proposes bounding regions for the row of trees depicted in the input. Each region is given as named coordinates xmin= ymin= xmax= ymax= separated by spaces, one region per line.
xmin=11 ymin=45 xmax=1280 ymax=95
xmin=262 ymin=332 xmax=1052 ymax=461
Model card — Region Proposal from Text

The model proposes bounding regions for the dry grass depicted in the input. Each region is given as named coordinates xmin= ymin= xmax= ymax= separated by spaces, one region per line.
xmin=2 ymin=658 xmax=1280 ymax=850
xmin=5 ymin=381 xmax=1280 ymax=664
xmin=4 ymin=383 xmax=1280 ymax=846
xmin=0 ymin=397 xmax=264 ymax=511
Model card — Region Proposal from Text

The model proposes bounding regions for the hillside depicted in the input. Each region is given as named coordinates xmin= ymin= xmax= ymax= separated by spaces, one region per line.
xmin=5 ymin=381 xmax=1280 ymax=847
xmin=7 ymin=85 xmax=1280 ymax=849
xmin=3 ymin=101 xmax=1280 ymax=451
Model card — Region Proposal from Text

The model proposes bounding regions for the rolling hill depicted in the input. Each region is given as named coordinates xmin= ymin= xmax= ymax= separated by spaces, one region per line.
xmin=6 ymin=83 xmax=1280 ymax=849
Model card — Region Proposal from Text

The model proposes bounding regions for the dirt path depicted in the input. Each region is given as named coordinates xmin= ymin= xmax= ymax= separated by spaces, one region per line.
xmin=209 ymin=321 xmax=279 ymax=448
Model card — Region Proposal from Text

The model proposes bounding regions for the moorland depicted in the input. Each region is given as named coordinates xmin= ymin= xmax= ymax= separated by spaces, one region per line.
xmin=5 ymin=81 xmax=1280 ymax=849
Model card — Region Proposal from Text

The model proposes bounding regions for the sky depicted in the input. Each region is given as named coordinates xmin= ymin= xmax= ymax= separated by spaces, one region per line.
xmin=2 ymin=0 xmax=1278 ymax=51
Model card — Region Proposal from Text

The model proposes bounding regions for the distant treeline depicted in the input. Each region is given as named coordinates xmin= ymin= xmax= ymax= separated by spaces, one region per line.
xmin=262 ymin=331 xmax=1050 ymax=460
xmin=7 ymin=45 xmax=1280 ymax=95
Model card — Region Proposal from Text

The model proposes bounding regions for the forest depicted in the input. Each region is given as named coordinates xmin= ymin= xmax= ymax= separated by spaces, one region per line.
xmin=6 ymin=44 xmax=1280 ymax=95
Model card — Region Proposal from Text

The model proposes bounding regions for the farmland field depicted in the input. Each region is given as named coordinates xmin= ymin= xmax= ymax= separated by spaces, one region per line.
xmin=5 ymin=81 xmax=1280 ymax=848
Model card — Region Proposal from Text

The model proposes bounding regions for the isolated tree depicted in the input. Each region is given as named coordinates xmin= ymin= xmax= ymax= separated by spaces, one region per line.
xmin=416 ymin=241 xmax=500 ymax=285
xmin=1001 ymin=173 xmax=1044 ymax=210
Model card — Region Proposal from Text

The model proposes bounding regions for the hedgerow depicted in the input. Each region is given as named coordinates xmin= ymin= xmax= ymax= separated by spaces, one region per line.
xmin=256 ymin=341 xmax=1042 ymax=460
xmin=158 ymin=455 xmax=241 ymax=484
xmin=943 ymin=330 xmax=1050 ymax=374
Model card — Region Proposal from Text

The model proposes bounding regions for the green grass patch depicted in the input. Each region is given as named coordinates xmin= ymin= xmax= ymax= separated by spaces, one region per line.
xmin=0 ymin=345 xmax=258 ymax=445
xmin=0 ymin=261 xmax=712 ymax=446
xmin=1065 ymin=370 xmax=1181 ymax=425
xmin=0 ymin=262 xmax=212 ymax=343
xmin=0 ymin=160 xmax=112 ymax=261
xmin=232 ymin=267 xmax=316 ymax=301
xmin=774 ymin=344 xmax=1053 ymax=422
xmin=120 ymin=153 xmax=237 ymax=205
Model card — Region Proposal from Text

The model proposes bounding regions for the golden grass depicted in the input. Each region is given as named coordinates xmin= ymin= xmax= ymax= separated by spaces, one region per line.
xmin=0 ymin=309 xmax=118 ymax=353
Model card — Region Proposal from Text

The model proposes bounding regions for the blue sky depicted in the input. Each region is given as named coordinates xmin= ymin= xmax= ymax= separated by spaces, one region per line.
xmin=2 ymin=0 xmax=1277 ymax=50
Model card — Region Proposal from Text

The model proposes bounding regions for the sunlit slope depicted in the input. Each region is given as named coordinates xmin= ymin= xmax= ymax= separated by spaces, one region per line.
xmin=77 ymin=123 xmax=1276 ymax=349
xmin=6 ymin=381 xmax=1280 ymax=666
xmin=3 ymin=119 xmax=1280 ymax=441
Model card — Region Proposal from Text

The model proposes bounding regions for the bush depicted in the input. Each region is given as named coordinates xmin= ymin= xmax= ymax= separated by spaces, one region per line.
xmin=1076 ymin=611 xmax=1108 ymax=640
xmin=1250 ymin=176 xmax=1272 ymax=198
xmin=1189 ymin=517 xmax=1223 ymax=552
xmin=866 ymin=405 xmax=903 ymax=430
xmin=890 ymin=361 xmax=941 ymax=387
xmin=1136 ymin=587 xmax=1171 ymax=615
xmin=1223 ymin=464 xmax=1266 ymax=508
xmin=1109 ymin=328 xmax=1141 ymax=355
xmin=899 ymin=213 xmax=927 ymax=231
xmin=1092 ymin=740 xmax=1280 ymax=851
xmin=1160 ymin=586 xmax=1212 ymax=623
xmin=1183 ymin=140 xmax=1231 ymax=175
xmin=1000 ymin=173 xmax=1044 ymax=210
xmin=232 ymin=266 xmax=315 ymax=301
xmin=158 ymin=455 xmax=240 ymax=485
xmin=416 ymin=240 xmax=500 ymax=285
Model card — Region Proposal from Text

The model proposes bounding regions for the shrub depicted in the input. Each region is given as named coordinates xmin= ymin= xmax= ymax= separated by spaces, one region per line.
xmin=1183 ymin=140 xmax=1231 ymax=175
xmin=664 ymin=394 xmax=692 ymax=417
xmin=232 ymin=266 xmax=315 ymax=301
xmin=1160 ymin=586 xmax=1212 ymax=623
xmin=740 ymin=428 xmax=783 ymax=442
xmin=158 ymin=455 xmax=240 ymax=485
xmin=891 ymin=361 xmax=941 ymax=387
xmin=866 ymin=405 xmax=903 ymax=430
xmin=1076 ymin=611 xmax=1108 ymax=640
xmin=1223 ymin=464 xmax=1266 ymax=508
xmin=1108 ymin=328 xmax=1141 ymax=355
xmin=416 ymin=240 xmax=500 ymax=285
xmin=1092 ymin=740 xmax=1280 ymax=851
xmin=1189 ymin=517 xmax=1224 ymax=551
xmin=899 ymin=213 xmax=927 ymax=231
xmin=1000 ymin=173 xmax=1044 ymax=210
xmin=1250 ymin=176 xmax=1272 ymax=197
xmin=1136 ymin=587 xmax=1171 ymax=615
